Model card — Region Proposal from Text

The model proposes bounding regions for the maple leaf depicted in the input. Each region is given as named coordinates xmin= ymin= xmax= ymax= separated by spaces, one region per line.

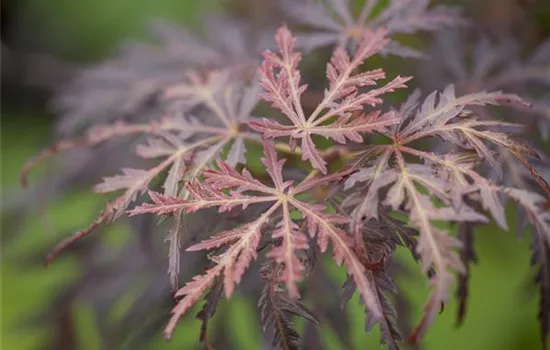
xmin=25 ymin=76 xmax=261 ymax=268
xmin=342 ymin=85 xmax=549 ymax=344
xmin=344 ymin=86 xmax=540 ymax=215
xmin=251 ymin=25 xmax=410 ymax=173
xmin=129 ymin=139 xmax=381 ymax=339
xmin=279 ymin=0 xmax=465 ymax=57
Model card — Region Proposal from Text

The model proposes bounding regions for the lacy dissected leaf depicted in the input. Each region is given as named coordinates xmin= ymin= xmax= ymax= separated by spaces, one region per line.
xmin=23 ymin=69 xmax=256 ymax=186
xmin=394 ymin=85 xmax=541 ymax=182
xmin=391 ymin=168 xmax=482 ymax=344
xmin=279 ymin=0 xmax=464 ymax=57
xmin=343 ymin=86 xmax=536 ymax=200
xmin=129 ymin=139 xmax=381 ymax=338
xmin=251 ymin=25 xmax=410 ymax=173
xmin=26 ymin=77 xmax=261 ymax=267
xmin=340 ymin=84 xmax=548 ymax=343
xmin=379 ymin=168 xmax=486 ymax=343
xmin=396 ymin=85 xmax=528 ymax=139
xmin=259 ymin=262 xmax=320 ymax=350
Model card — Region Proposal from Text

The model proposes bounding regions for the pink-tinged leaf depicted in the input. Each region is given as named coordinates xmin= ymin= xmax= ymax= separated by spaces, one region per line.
xmin=186 ymin=224 xmax=250 ymax=252
xmin=460 ymin=131 xmax=501 ymax=177
xmin=93 ymin=153 xmax=181 ymax=220
xmin=204 ymin=159 xmax=270 ymax=194
xmin=335 ymin=76 xmax=412 ymax=115
xmin=395 ymin=87 xmax=535 ymax=180
xmin=165 ymin=203 xmax=279 ymax=339
xmin=310 ymin=111 xmax=400 ymax=144
xmin=408 ymin=223 xmax=463 ymax=345
xmin=249 ymin=118 xmax=297 ymax=138
xmin=267 ymin=202 xmax=309 ymax=297
xmin=221 ymin=225 xmax=262 ymax=298
xmin=399 ymin=87 xmax=529 ymax=140
xmin=385 ymin=175 xmax=407 ymax=210
xmin=396 ymin=168 xmax=465 ymax=345
xmin=260 ymin=138 xmax=287 ymax=190
xmin=127 ymin=187 xmax=277 ymax=217
xmin=300 ymin=134 xmax=328 ymax=174
xmin=258 ymin=25 xmax=307 ymax=126
xmin=294 ymin=167 xmax=355 ymax=193
xmin=181 ymin=182 xmax=272 ymax=213
xmin=186 ymin=224 xmax=255 ymax=252
xmin=430 ymin=204 xmax=488 ymax=223
xmin=31 ymin=71 xmax=262 ymax=265
xmin=165 ymin=267 xmax=222 ymax=339
xmin=256 ymin=25 xmax=409 ymax=173
xmin=290 ymin=199 xmax=382 ymax=319
xmin=44 ymin=149 xmax=182 ymax=266
xmin=127 ymin=190 xmax=190 ymax=216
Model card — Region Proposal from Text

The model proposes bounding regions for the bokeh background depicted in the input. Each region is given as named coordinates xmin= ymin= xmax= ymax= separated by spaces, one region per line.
xmin=2 ymin=0 xmax=549 ymax=349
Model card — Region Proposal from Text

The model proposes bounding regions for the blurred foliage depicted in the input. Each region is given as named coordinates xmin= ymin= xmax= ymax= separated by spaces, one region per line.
xmin=1 ymin=0 xmax=547 ymax=349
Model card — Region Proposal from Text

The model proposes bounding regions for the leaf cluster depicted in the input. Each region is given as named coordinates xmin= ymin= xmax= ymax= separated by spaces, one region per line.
xmin=19 ymin=1 xmax=550 ymax=349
